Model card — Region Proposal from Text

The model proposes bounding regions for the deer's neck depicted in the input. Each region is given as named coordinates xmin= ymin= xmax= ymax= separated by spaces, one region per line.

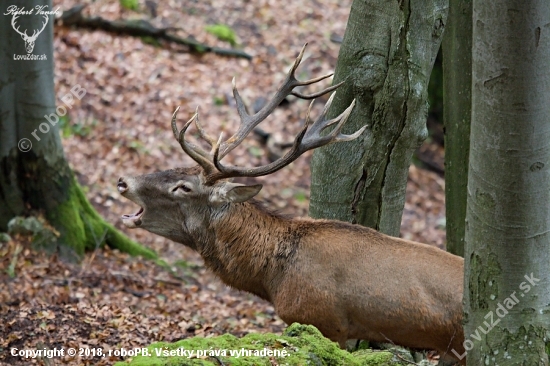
xmin=199 ymin=201 xmax=298 ymax=301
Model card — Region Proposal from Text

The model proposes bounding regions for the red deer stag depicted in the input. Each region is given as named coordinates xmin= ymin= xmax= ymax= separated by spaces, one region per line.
xmin=118 ymin=44 xmax=465 ymax=364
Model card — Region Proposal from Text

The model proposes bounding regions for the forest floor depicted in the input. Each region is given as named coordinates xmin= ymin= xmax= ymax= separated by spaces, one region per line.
xmin=1 ymin=0 xmax=446 ymax=365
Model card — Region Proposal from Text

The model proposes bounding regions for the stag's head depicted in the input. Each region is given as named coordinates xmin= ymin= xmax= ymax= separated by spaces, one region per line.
xmin=117 ymin=165 xmax=264 ymax=249
xmin=117 ymin=44 xmax=364 ymax=247
xmin=11 ymin=14 xmax=49 ymax=53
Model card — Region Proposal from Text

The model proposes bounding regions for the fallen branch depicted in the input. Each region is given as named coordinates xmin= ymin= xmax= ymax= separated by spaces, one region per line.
xmin=56 ymin=5 xmax=252 ymax=60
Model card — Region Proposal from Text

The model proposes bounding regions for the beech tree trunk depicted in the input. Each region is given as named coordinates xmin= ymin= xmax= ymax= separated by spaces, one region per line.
xmin=442 ymin=0 xmax=471 ymax=257
xmin=0 ymin=0 xmax=155 ymax=260
xmin=463 ymin=0 xmax=550 ymax=364
xmin=309 ymin=0 xmax=447 ymax=236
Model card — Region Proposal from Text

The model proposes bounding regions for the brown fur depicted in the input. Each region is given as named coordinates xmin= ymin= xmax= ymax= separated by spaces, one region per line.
xmin=207 ymin=202 xmax=464 ymax=360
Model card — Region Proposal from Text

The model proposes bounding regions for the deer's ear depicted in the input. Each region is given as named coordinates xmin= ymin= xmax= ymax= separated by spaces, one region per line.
xmin=214 ymin=183 xmax=262 ymax=204
xmin=225 ymin=183 xmax=263 ymax=203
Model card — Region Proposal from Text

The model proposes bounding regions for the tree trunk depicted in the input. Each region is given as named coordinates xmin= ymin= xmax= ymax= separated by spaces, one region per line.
xmin=309 ymin=0 xmax=447 ymax=236
xmin=464 ymin=0 xmax=550 ymax=364
xmin=0 ymin=0 xmax=155 ymax=260
xmin=442 ymin=0 xmax=472 ymax=257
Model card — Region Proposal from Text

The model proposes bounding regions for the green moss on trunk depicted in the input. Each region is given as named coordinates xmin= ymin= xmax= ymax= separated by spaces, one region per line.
xmin=0 ymin=0 xmax=155 ymax=262
xmin=47 ymin=175 xmax=157 ymax=260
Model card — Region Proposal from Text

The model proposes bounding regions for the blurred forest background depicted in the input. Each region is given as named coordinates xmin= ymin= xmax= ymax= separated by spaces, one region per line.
xmin=1 ymin=0 xmax=447 ymax=364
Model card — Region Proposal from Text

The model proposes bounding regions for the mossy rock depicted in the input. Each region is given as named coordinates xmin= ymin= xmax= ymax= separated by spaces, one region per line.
xmin=8 ymin=216 xmax=58 ymax=252
xmin=0 ymin=232 xmax=12 ymax=243
xmin=114 ymin=323 xmax=410 ymax=365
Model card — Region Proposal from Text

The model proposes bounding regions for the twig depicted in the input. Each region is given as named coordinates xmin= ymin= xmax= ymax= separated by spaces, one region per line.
xmin=80 ymin=215 xmax=108 ymax=274
xmin=388 ymin=351 xmax=420 ymax=366
xmin=439 ymin=329 xmax=460 ymax=366
xmin=379 ymin=333 xmax=421 ymax=366
xmin=210 ymin=356 xmax=225 ymax=366
xmin=57 ymin=5 xmax=252 ymax=60
xmin=36 ymin=342 xmax=53 ymax=366
xmin=7 ymin=244 xmax=22 ymax=278
xmin=152 ymin=276 xmax=183 ymax=286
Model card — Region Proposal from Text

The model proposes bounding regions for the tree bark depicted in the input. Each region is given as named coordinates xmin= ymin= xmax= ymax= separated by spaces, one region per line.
xmin=0 ymin=0 xmax=155 ymax=260
xmin=309 ymin=0 xmax=447 ymax=236
xmin=464 ymin=0 xmax=550 ymax=364
xmin=442 ymin=0 xmax=472 ymax=257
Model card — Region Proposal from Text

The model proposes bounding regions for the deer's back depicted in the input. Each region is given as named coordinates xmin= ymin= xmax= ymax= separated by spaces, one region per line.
xmin=272 ymin=219 xmax=464 ymax=352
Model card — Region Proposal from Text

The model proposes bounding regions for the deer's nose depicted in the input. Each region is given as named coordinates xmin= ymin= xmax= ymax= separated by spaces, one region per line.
xmin=117 ymin=177 xmax=128 ymax=193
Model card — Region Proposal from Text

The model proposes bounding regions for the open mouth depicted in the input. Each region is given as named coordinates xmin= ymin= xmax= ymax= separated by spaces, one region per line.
xmin=121 ymin=207 xmax=144 ymax=228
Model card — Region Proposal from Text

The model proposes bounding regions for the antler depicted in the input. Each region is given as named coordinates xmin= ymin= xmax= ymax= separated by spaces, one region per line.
xmin=171 ymin=44 xmax=366 ymax=185
xmin=32 ymin=14 xmax=49 ymax=40
xmin=11 ymin=14 xmax=48 ymax=40
xmin=11 ymin=14 xmax=27 ymax=38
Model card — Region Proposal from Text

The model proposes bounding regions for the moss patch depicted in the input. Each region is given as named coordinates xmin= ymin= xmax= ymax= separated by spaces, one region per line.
xmin=204 ymin=24 xmax=238 ymax=46
xmin=115 ymin=323 xmax=407 ymax=366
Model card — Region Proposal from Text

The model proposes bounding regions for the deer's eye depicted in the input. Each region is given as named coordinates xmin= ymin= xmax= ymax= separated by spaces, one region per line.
xmin=172 ymin=184 xmax=191 ymax=193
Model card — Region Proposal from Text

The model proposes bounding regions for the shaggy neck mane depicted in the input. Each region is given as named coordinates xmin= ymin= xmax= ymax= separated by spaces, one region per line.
xmin=199 ymin=200 xmax=299 ymax=301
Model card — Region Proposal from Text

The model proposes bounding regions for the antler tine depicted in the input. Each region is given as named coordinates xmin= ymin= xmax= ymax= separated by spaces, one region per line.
xmin=216 ymin=43 xmax=341 ymax=160
xmin=170 ymin=106 xmax=181 ymax=137
xmin=30 ymin=14 xmax=48 ymax=38
xmin=11 ymin=14 xmax=25 ymax=36
xmin=209 ymin=96 xmax=365 ymax=182
xmin=229 ymin=76 xmax=248 ymax=138
xmin=192 ymin=106 xmax=218 ymax=152
xmin=289 ymin=43 xmax=342 ymax=99
xmin=171 ymin=47 xmax=363 ymax=185
xmin=39 ymin=13 xmax=49 ymax=32
xmin=171 ymin=107 xmax=217 ymax=174
xmin=291 ymin=79 xmax=344 ymax=100
xmin=212 ymin=121 xmax=309 ymax=179
xmin=302 ymin=99 xmax=367 ymax=148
